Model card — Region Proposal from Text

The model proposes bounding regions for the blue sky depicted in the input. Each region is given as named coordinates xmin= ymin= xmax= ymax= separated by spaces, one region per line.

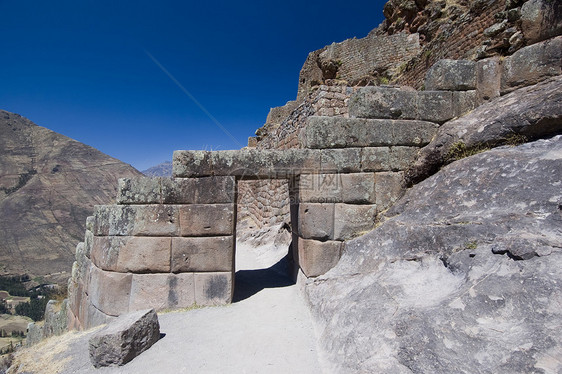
xmin=0 ymin=1 xmax=385 ymax=171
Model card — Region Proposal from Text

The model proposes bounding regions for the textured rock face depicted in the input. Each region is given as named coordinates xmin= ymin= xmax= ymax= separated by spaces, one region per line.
xmin=406 ymin=75 xmax=562 ymax=185
xmin=521 ymin=0 xmax=562 ymax=44
xmin=88 ymin=309 xmax=160 ymax=368
xmin=306 ymin=136 xmax=562 ymax=373
xmin=0 ymin=110 xmax=142 ymax=281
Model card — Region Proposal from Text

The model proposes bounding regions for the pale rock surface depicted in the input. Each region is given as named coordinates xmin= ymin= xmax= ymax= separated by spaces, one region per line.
xmin=306 ymin=136 xmax=562 ymax=373
xmin=406 ymin=75 xmax=562 ymax=186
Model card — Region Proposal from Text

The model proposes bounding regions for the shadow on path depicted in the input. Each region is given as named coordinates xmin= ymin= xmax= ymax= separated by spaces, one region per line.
xmin=233 ymin=255 xmax=294 ymax=303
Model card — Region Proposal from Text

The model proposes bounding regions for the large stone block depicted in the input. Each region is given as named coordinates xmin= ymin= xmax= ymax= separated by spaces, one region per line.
xmin=299 ymin=174 xmax=342 ymax=203
xmin=452 ymin=91 xmax=479 ymax=118
xmin=91 ymin=236 xmax=171 ymax=273
xmin=298 ymin=203 xmax=335 ymax=240
xmin=476 ymin=57 xmax=501 ymax=101
xmin=501 ymin=36 xmax=562 ymax=93
xmin=87 ymin=297 xmax=116 ymax=329
xmin=425 ymin=59 xmax=477 ymax=91
xmin=88 ymin=265 xmax=132 ymax=317
xmin=349 ymin=87 xmax=455 ymax=123
xmin=129 ymin=273 xmax=195 ymax=312
xmin=269 ymin=149 xmax=323 ymax=178
xmin=86 ymin=215 xmax=94 ymax=232
xmin=375 ymin=172 xmax=405 ymax=211
xmin=194 ymin=272 xmax=233 ymax=305
xmin=304 ymin=117 xmax=438 ymax=149
xmin=89 ymin=309 xmax=160 ymax=368
xmin=172 ymin=149 xmax=322 ymax=179
xmin=179 ymin=204 xmax=234 ymax=236
xmin=298 ymin=238 xmax=342 ymax=278
xmin=117 ymin=176 xmax=236 ymax=204
xmin=361 ymin=146 xmax=418 ymax=172
xmin=340 ymin=173 xmax=376 ymax=204
xmin=319 ymin=148 xmax=362 ymax=173
xmin=161 ymin=176 xmax=236 ymax=204
xmin=333 ymin=204 xmax=377 ymax=241
xmin=349 ymin=87 xmax=417 ymax=120
xmin=417 ymin=91 xmax=453 ymax=123
xmin=171 ymin=236 xmax=234 ymax=272
xmin=94 ymin=205 xmax=180 ymax=237
xmin=171 ymin=150 xmax=213 ymax=178
xmin=117 ymin=177 xmax=162 ymax=204
xmin=84 ymin=230 xmax=94 ymax=258
xmin=521 ymin=0 xmax=562 ymax=44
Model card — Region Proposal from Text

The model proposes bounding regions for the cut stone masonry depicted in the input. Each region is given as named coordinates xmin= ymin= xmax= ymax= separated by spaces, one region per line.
xmin=67 ymin=33 xmax=561 ymax=330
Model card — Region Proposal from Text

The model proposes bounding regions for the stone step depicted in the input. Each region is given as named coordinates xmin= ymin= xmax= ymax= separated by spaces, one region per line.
xmin=348 ymin=86 xmax=478 ymax=123
xmin=302 ymin=116 xmax=438 ymax=149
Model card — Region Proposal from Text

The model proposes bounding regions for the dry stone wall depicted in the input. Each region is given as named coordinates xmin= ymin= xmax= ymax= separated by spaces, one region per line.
xmin=242 ymin=85 xmax=357 ymax=230
xmin=297 ymin=32 xmax=421 ymax=100
xmin=68 ymin=176 xmax=236 ymax=330
xmin=65 ymin=5 xmax=561 ymax=332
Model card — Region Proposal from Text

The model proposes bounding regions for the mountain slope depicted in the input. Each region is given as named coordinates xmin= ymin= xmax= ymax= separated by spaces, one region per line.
xmin=0 ymin=110 xmax=142 ymax=283
xmin=142 ymin=161 xmax=172 ymax=177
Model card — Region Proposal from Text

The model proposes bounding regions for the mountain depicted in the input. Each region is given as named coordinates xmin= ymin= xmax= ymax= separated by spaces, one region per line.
xmin=0 ymin=110 xmax=143 ymax=284
xmin=142 ymin=161 xmax=172 ymax=177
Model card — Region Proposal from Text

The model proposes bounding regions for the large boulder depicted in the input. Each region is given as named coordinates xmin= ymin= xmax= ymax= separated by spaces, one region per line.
xmin=88 ymin=309 xmax=160 ymax=368
xmin=521 ymin=0 xmax=562 ymax=44
xmin=405 ymin=75 xmax=562 ymax=186
xmin=306 ymin=136 xmax=562 ymax=373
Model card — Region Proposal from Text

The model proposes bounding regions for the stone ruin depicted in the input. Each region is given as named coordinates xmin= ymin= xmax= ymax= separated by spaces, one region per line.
xmin=64 ymin=27 xmax=561 ymax=330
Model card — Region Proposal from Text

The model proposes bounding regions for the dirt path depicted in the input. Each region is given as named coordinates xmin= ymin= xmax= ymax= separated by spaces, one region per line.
xmin=12 ymin=240 xmax=323 ymax=373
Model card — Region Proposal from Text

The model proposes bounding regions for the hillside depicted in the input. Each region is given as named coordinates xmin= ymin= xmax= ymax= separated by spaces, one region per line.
xmin=0 ymin=110 xmax=142 ymax=283
xmin=142 ymin=161 xmax=172 ymax=177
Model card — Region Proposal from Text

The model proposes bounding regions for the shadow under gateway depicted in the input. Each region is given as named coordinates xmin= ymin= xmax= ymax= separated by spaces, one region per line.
xmin=232 ymin=253 xmax=295 ymax=303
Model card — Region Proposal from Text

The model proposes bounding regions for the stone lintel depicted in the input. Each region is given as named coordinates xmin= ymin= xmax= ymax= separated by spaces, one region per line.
xmin=173 ymin=143 xmax=425 ymax=178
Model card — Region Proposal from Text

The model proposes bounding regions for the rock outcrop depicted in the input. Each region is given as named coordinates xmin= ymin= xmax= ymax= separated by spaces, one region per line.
xmin=406 ymin=73 xmax=562 ymax=185
xmin=306 ymin=135 xmax=562 ymax=373
xmin=0 ymin=110 xmax=142 ymax=282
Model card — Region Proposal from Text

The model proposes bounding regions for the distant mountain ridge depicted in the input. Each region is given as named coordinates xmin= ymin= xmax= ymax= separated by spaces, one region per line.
xmin=142 ymin=161 xmax=172 ymax=177
xmin=0 ymin=110 xmax=142 ymax=283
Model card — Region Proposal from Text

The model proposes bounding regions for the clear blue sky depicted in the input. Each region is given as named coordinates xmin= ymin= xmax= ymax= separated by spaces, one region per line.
xmin=0 ymin=1 xmax=385 ymax=171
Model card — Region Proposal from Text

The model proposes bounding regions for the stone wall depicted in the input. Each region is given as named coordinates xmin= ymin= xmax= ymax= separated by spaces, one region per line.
xmin=297 ymin=32 xmax=420 ymax=100
xmin=395 ymin=0 xmax=508 ymax=89
xmin=242 ymin=85 xmax=357 ymax=230
xmin=65 ymin=3 xmax=561 ymax=333
xmin=237 ymin=179 xmax=290 ymax=230
xmin=67 ymin=177 xmax=237 ymax=330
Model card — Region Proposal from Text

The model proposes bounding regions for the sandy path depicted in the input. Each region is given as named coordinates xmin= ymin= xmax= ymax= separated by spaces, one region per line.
xmin=19 ymin=240 xmax=323 ymax=374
